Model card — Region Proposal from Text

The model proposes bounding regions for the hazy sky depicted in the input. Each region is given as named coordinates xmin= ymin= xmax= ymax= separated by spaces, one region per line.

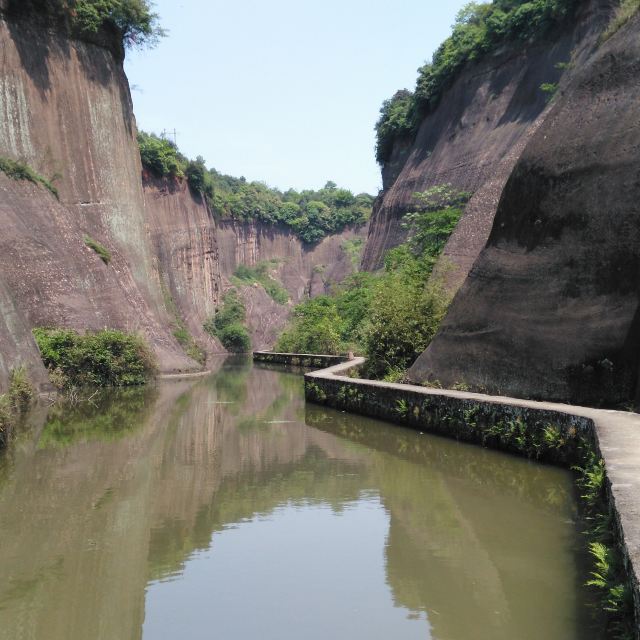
xmin=124 ymin=0 xmax=469 ymax=195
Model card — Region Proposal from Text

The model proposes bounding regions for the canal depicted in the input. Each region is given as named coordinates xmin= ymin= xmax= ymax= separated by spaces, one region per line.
xmin=0 ymin=357 xmax=602 ymax=639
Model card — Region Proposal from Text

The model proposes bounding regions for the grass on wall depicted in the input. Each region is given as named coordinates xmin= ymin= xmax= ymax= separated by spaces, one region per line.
xmin=602 ymin=0 xmax=640 ymax=40
xmin=0 ymin=366 xmax=34 ymax=446
xmin=84 ymin=236 xmax=112 ymax=264
xmin=0 ymin=157 xmax=59 ymax=199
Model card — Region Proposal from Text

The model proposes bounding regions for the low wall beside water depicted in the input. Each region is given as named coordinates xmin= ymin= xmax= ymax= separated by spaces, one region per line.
xmin=253 ymin=351 xmax=349 ymax=369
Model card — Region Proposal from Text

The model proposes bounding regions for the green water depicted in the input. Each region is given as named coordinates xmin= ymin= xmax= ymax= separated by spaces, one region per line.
xmin=0 ymin=358 xmax=601 ymax=639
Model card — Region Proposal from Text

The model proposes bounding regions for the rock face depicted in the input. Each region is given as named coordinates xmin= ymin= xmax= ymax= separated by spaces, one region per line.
xmin=361 ymin=0 xmax=607 ymax=292
xmin=0 ymin=12 xmax=362 ymax=390
xmin=410 ymin=7 xmax=640 ymax=407
xmin=216 ymin=220 xmax=366 ymax=349
xmin=0 ymin=12 xmax=199 ymax=390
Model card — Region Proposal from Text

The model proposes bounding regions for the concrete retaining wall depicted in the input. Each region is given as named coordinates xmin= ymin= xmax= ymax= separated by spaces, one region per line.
xmin=253 ymin=351 xmax=349 ymax=369
xmin=305 ymin=357 xmax=640 ymax=637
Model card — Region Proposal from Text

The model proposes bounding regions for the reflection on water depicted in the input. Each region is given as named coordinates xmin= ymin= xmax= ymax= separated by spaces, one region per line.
xmin=0 ymin=358 xmax=601 ymax=640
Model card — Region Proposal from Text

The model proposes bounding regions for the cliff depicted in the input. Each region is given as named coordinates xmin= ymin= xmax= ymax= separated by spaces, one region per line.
xmin=0 ymin=11 xmax=362 ymax=390
xmin=0 ymin=10 xmax=200 ymax=390
xmin=216 ymin=220 xmax=366 ymax=349
xmin=410 ymin=4 xmax=640 ymax=407
xmin=362 ymin=0 xmax=610 ymax=292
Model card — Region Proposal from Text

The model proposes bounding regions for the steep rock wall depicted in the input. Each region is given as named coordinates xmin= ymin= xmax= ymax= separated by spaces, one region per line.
xmin=410 ymin=9 xmax=640 ymax=407
xmin=143 ymin=175 xmax=222 ymax=351
xmin=217 ymin=221 xmax=366 ymax=349
xmin=362 ymin=0 xmax=609 ymax=291
xmin=0 ymin=13 xmax=202 ymax=388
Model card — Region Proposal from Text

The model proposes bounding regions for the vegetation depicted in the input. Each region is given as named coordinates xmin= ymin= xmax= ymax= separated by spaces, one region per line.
xmin=0 ymin=367 xmax=34 ymax=445
xmin=38 ymin=386 xmax=154 ymax=449
xmin=204 ymin=290 xmax=251 ymax=353
xmin=137 ymin=132 xmax=373 ymax=244
xmin=6 ymin=0 xmax=164 ymax=50
xmin=232 ymin=262 xmax=289 ymax=305
xmin=84 ymin=235 xmax=112 ymax=264
xmin=277 ymin=185 xmax=469 ymax=380
xmin=33 ymin=327 xmax=157 ymax=388
xmin=376 ymin=0 xmax=580 ymax=163
xmin=0 ymin=156 xmax=59 ymax=199
xmin=603 ymin=0 xmax=640 ymax=40
xmin=160 ymin=281 xmax=205 ymax=365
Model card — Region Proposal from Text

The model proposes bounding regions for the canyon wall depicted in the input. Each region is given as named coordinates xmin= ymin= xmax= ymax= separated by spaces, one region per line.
xmin=0 ymin=11 xmax=362 ymax=391
xmin=410 ymin=5 xmax=640 ymax=407
xmin=0 ymin=11 xmax=200 ymax=390
xmin=216 ymin=220 xmax=366 ymax=349
xmin=362 ymin=0 xmax=611 ymax=293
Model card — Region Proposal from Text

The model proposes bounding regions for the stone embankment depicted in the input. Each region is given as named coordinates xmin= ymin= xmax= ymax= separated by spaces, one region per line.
xmin=303 ymin=357 xmax=640 ymax=636
xmin=253 ymin=351 xmax=349 ymax=369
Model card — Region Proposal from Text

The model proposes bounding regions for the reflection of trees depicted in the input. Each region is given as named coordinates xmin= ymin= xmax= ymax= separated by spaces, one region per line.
xmin=306 ymin=405 xmax=590 ymax=640
xmin=0 ymin=365 xmax=593 ymax=640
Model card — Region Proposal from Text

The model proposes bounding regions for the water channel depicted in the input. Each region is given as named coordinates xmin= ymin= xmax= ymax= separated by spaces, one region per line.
xmin=0 ymin=357 xmax=602 ymax=639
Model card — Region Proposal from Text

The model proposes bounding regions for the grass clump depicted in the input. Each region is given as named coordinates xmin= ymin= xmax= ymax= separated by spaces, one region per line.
xmin=0 ymin=366 xmax=34 ymax=447
xmin=84 ymin=235 xmax=111 ymax=264
xmin=232 ymin=262 xmax=289 ymax=305
xmin=204 ymin=290 xmax=251 ymax=353
xmin=33 ymin=327 xmax=157 ymax=388
xmin=0 ymin=157 xmax=59 ymax=199
xmin=603 ymin=0 xmax=640 ymax=40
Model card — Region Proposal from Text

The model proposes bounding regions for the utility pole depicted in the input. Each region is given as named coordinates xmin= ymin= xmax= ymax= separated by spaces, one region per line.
xmin=160 ymin=129 xmax=178 ymax=146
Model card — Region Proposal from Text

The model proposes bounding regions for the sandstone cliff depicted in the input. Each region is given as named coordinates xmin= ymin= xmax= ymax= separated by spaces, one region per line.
xmin=0 ymin=10 xmax=199 ymax=390
xmin=362 ymin=0 xmax=610 ymax=294
xmin=410 ymin=3 xmax=640 ymax=407
xmin=0 ymin=11 xmax=362 ymax=391
xmin=216 ymin=220 xmax=366 ymax=349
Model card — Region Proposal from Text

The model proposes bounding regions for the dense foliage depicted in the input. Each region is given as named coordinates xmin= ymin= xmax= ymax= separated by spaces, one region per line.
xmin=7 ymin=0 xmax=164 ymax=50
xmin=33 ymin=328 xmax=157 ymax=388
xmin=203 ymin=290 xmax=251 ymax=353
xmin=276 ymin=185 xmax=470 ymax=380
xmin=137 ymin=132 xmax=373 ymax=244
xmin=375 ymin=0 xmax=579 ymax=163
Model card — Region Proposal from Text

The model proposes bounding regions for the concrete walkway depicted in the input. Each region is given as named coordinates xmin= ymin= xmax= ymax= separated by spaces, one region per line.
xmin=306 ymin=358 xmax=640 ymax=629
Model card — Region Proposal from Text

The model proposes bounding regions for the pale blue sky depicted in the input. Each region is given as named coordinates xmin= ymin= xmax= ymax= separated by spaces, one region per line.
xmin=125 ymin=0 xmax=469 ymax=195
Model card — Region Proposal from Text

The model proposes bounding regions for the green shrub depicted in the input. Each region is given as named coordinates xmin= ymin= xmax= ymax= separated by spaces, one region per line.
xmin=84 ymin=235 xmax=112 ymax=264
xmin=6 ymin=0 xmax=164 ymax=50
xmin=217 ymin=323 xmax=251 ymax=353
xmin=204 ymin=290 xmax=251 ymax=353
xmin=276 ymin=297 xmax=343 ymax=355
xmin=376 ymin=0 xmax=580 ymax=163
xmin=33 ymin=327 xmax=157 ymax=388
xmin=137 ymin=132 xmax=185 ymax=179
xmin=0 ymin=156 xmax=59 ymax=199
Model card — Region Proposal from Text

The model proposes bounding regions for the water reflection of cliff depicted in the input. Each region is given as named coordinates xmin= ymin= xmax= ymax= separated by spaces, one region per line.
xmin=0 ymin=360 xmax=595 ymax=640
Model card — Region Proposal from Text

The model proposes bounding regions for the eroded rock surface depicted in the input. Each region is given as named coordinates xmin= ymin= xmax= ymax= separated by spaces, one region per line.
xmin=410 ymin=9 xmax=640 ymax=407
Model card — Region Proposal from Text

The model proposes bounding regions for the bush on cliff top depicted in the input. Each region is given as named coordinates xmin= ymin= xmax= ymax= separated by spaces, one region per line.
xmin=33 ymin=327 xmax=157 ymax=388
xmin=376 ymin=0 xmax=580 ymax=163
xmin=6 ymin=0 xmax=164 ymax=50
xmin=138 ymin=131 xmax=373 ymax=245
